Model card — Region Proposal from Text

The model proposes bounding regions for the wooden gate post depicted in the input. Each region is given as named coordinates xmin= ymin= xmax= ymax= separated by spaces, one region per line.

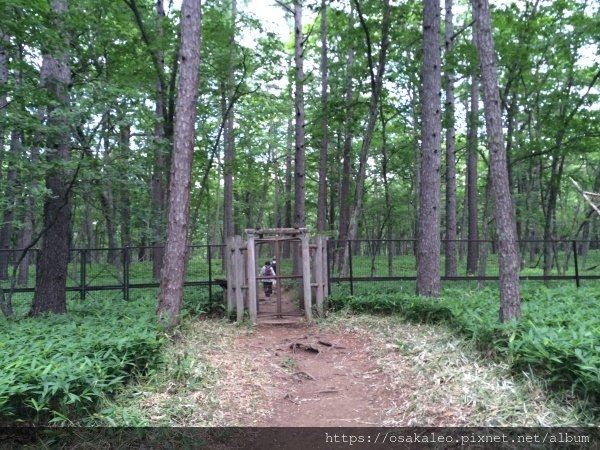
xmin=226 ymin=236 xmax=235 ymax=313
xmin=300 ymin=230 xmax=312 ymax=322
xmin=233 ymin=236 xmax=244 ymax=322
xmin=246 ymin=231 xmax=257 ymax=324
xmin=314 ymin=236 xmax=324 ymax=318
xmin=322 ymin=236 xmax=329 ymax=301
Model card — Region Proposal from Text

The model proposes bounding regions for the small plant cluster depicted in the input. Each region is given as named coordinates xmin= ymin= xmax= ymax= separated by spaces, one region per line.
xmin=183 ymin=289 xmax=226 ymax=317
xmin=0 ymin=298 xmax=164 ymax=425
xmin=329 ymin=284 xmax=600 ymax=406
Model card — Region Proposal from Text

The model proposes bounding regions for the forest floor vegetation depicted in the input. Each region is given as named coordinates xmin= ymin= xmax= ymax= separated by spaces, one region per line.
xmin=98 ymin=308 xmax=594 ymax=427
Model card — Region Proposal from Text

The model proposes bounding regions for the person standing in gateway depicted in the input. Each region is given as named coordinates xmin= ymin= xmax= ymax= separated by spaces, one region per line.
xmin=271 ymin=257 xmax=277 ymax=275
xmin=259 ymin=261 xmax=275 ymax=297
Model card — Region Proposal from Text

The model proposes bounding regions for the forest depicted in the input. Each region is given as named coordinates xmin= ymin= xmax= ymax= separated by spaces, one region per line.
xmin=1 ymin=0 xmax=600 ymax=436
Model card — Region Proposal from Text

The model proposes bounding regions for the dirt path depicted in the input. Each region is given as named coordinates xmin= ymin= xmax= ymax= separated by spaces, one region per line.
xmin=238 ymin=324 xmax=392 ymax=426
xmin=210 ymin=313 xmax=586 ymax=427
xmin=109 ymin=298 xmax=588 ymax=427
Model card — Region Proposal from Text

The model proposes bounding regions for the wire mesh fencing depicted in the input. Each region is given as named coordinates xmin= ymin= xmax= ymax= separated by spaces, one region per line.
xmin=327 ymin=239 xmax=600 ymax=296
xmin=0 ymin=245 xmax=227 ymax=306
xmin=1 ymin=239 xmax=599 ymax=308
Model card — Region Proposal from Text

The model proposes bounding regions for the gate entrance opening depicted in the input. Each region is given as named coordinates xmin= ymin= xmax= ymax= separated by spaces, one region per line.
xmin=225 ymin=228 xmax=327 ymax=324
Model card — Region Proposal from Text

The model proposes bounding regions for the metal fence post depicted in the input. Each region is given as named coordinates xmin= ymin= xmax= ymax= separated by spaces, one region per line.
xmin=348 ymin=240 xmax=354 ymax=296
xmin=208 ymin=245 xmax=213 ymax=301
xmin=572 ymin=240 xmax=580 ymax=288
xmin=326 ymin=240 xmax=331 ymax=296
xmin=80 ymin=249 xmax=86 ymax=301
xmin=123 ymin=247 xmax=130 ymax=301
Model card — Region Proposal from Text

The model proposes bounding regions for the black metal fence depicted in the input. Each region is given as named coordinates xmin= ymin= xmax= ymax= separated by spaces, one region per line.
xmin=1 ymin=239 xmax=599 ymax=304
xmin=327 ymin=239 xmax=600 ymax=296
xmin=0 ymin=245 xmax=227 ymax=304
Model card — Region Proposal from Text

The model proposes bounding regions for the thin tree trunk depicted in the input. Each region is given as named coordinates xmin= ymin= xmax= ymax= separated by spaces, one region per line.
xmin=0 ymin=32 xmax=7 ymax=167
xmin=151 ymin=0 xmax=167 ymax=279
xmin=380 ymin=110 xmax=393 ymax=277
xmin=466 ymin=72 xmax=480 ymax=274
xmin=0 ymin=34 xmax=11 ymax=280
xmin=444 ymin=0 xmax=457 ymax=277
xmin=283 ymin=116 xmax=293 ymax=258
xmin=223 ymin=0 xmax=237 ymax=241
xmin=416 ymin=0 xmax=442 ymax=297
xmin=119 ymin=123 xmax=132 ymax=248
xmin=0 ymin=131 xmax=20 ymax=280
xmin=336 ymin=9 xmax=355 ymax=275
xmin=472 ymin=0 xmax=521 ymax=321
xmin=293 ymin=0 xmax=305 ymax=276
xmin=101 ymin=117 xmax=119 ymax=265
xmin=317 ymin=0 xmax=328 ymax=233
xmin=345 ymin=0 xmax=391 ymax=247
xmin=157 ymin=0 xmax=201 ymax=328
xmin=18 ymin=108 xmax=42 ymax=287
xmin=30 ymin=0 xmax=72 ymax=316
xmin=477 ymin=168 xmax=491 ymax=288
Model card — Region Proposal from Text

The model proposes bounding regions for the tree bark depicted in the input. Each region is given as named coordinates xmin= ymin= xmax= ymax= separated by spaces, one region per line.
xmin=0 ymin=32 xmax=7 ymax=166
xmin=0 ymin=32 xmax=9 ymax=280
xmin=223 ymin=0 xmax=237 ymax=241
xmin=345 ymin=0 xmax=391 ymax=249
xmin=444 ymin=0 xmax=457 ymax=277
xmin=30 ymin=0 xmax=72 ymax=316
xmin=466 ymin=71 xmax=480 ymax=274
xmin=293 ymin=0 xmax=305 ymax=276
xmin=0 ymin=131 xmax=19 ymax=280
xmin=157 ymin=0 xmax=201 ymax=328
xmin=472 ymin=0 xmax=521 ymax=321
xmin=316 ymin=0 xmax=328 ymax=233
xmin=100 ymin=117 xmax=119 ymax=265
xmin=151 ymin=0 xmax=167 ymax=279
xmin=294 ymin=0 xmax=305 ymax=231
xmin=119 ymin=123 xmax=132 ymax=248
xmin=18 ymin=109 xmax=42 ymax=286
xmin=416 ymin=0 xmax=442 ymax=297
xmin=283 ymin=116 xmax=293 ymax=258
xmin=336 ymin=14 xmax=355 ymax=274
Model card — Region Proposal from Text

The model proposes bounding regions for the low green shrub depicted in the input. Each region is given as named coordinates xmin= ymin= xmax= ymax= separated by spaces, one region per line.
xmin=0 ymin=297 xmax=164 ymax=424
xmin=329 ymin=284 xmax=600 ymax=404
xmin=182 ymin=288 xmax=225 ymax=318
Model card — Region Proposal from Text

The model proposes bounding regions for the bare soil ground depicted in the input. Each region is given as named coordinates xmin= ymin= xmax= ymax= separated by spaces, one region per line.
xmin=110 ymin=292 xmax=589 ymax=427
xmin=239 ymin=324 xmax=391 ymax=426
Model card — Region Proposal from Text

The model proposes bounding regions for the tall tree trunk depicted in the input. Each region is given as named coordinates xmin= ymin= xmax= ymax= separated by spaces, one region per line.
xmin=293 ymin=0 xmax=305 ymax=276
xmin=157 ymin=0 xmax=201 ymax=328
xmin=472 ymin=0 xmax=521 ymax=322
xmin=329 ymin=132 xmax=340 ymax=231
xmin=283 ymin=116 xmax=293 ymax=258
xmin=223 ymin=0 xmax=237 ymax=241
xmin=543 ymin=154 xmax=565 ymax=278
xmin=444 ymin=0 xmax=457 ymax=277
xmin=0 ymin=33 xmax=9 ymax=280
xmin=477 ymin=168 xmax=491 ymax=288
xmin=346 ymin=0 xmax=391 ymax=247
xmin=0 ymin=32 xmax=7 ymax=166
xmin=151 ymin=0 xmax=167 ymax=279
xmin=30 ymin=0 xmax=72 ymax=316
xmin=316 ymin=0 xmax=328 ymax=233
xmin=18 ymin=108 xmax=42 ymax=287
xmin=380 ymin=110 xmax=393 ymax=276
xmin=336 ymin=26 xmax=355 ymax=275
xmin=101 ymin=117 xmax=119 ymax=265
xmin=416 ymin=0 xmax=442 ymax=297
xmin=0 ymin=131 xmax=19 ymax=280
xmin=466 ymin=71 xmax=480 ymax=274
xmin=119 ymin=123 xmax=132 ymax=248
